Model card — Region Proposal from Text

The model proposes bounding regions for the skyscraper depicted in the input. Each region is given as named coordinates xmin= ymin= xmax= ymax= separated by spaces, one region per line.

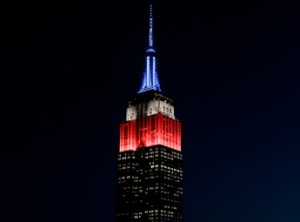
xmin=116 ymin=4 xmax=183 ymax=222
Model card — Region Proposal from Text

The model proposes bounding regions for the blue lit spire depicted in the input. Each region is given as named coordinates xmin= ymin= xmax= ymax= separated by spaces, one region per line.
xmin=138 ymin=4 xmax=161 ymax=93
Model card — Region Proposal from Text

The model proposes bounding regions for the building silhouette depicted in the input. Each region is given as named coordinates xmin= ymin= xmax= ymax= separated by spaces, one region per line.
xmin=116 ymin=4 xmax=183 ymax=222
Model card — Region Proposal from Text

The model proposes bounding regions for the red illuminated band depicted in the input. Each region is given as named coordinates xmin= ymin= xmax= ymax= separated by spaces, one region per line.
xmin=120 ymin=113 xmax=181 ymax=152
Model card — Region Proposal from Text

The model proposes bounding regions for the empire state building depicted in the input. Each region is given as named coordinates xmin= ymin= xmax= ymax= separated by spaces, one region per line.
xmin=116 ymin=4 xmax=183 ymax=222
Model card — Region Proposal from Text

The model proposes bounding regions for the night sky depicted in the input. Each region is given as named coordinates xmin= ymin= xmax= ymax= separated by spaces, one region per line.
xmin=2 ymin=0 xmax=300 ymax=221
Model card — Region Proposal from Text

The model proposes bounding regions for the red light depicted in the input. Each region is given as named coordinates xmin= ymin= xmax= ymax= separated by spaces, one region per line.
xmin=120 ymin=113 xmax=181 ymax=152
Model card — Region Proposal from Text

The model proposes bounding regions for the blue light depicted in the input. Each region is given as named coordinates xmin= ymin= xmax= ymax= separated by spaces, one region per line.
xmin=152 ymin=57 xmax=156 ymax=85
xmin=139 ymin=54 xmax=161 ymax=93
xmin=138 ymin=4 xmax=161 ymax=93
xmin=146 ymin=48 xmax=155 ymax=53
xmin=147 ymin=56 xmax=150 ymax=87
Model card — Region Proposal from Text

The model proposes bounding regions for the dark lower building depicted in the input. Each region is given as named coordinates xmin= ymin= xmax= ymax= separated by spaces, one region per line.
xmin=117 ymin=146 xmax=183 ymax=221
xmin=116 ymin=4 xmax=183 ymax=222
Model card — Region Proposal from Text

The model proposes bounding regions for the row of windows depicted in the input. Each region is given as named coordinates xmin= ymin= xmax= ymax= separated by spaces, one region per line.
xmin=118 ymin=178 xmax=183 ymax=186
xmin=161 ymin=164 xmax=182 ymax=172
xmin=118 ymin=163 xmax=182 ymax=169
xmin=145 ymin=175 xmax=159 ymax=180
xmin=117 ymin=211 xmax=182 ymax=219
xmin=161 ymin=149 xmax=182 ymax=155
xmin=118 ymin=152 xmax=135 ymax=158
xmin=119 ymin=189 xmax=182 ymax=196
xmin=120 ymin=186 xmax=141 ymax=190
xmin=145 ymin=207 xmax=179 ymax=213
xmin=161 ymin=170 xmax=182 ymax=176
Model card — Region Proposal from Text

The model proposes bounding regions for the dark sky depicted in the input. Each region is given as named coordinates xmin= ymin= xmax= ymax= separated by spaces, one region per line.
xmin=2 ymin=0 xmax=300 ymax=221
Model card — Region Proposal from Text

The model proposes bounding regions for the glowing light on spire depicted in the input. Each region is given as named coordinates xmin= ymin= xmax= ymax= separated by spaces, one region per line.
xmin=138 ymin=4 xmax=161 ymax=93
xmin=149 ymin=4 xmax=153 ymax=47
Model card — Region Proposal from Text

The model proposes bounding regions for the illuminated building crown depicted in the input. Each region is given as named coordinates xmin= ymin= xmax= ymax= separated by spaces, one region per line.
xmin=138 ymin=4 xmax=161 ymax=93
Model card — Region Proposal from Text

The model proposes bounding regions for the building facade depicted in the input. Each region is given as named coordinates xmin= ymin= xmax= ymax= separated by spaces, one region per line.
xmin=116 ymin=5 xmax=183 ymax=222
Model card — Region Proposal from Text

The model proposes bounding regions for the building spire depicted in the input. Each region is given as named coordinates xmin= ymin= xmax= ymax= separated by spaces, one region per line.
xmin=138 ymin=4 xmax=161 ymax=93
xmin=149 ymin=4 xmax=153 ymax=47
